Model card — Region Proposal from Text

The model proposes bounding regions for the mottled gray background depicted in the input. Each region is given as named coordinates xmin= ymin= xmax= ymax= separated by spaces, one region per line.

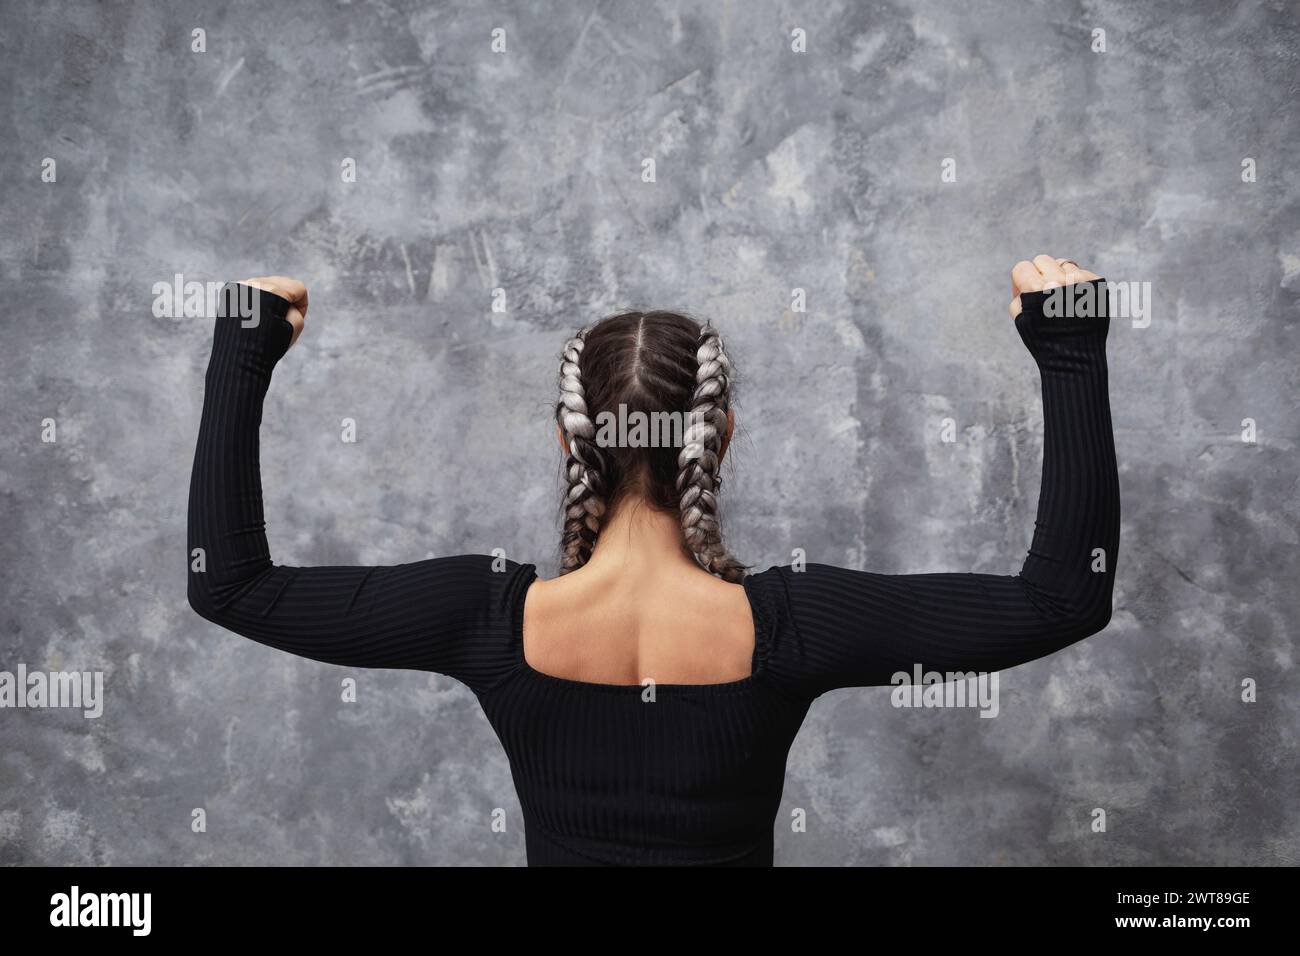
xmin=1 ymin=0 xmax=1296 ymax=866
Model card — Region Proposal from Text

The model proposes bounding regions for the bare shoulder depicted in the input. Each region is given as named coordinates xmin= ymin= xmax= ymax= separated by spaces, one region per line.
xmin=705 ymin=577 xmax=756 ymax=639
xmin=525 ymin=567 xmax=749 ymax=617
xmin=520 ymin=567 xmax=756 ymax=685
xmin=661 ymin=572 xmax=755 ymax=649
xmin=520 ymin=573 xmax=562 ymax=639
xmin=521 ymin=571 xmax=586 ymax=622
xmin=696 ymin=574 xmax=752 ymax=615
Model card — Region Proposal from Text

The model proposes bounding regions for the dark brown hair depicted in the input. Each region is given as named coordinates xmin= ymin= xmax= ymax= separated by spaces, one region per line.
xmin=554 ymin=311 xmax=746 ymax=582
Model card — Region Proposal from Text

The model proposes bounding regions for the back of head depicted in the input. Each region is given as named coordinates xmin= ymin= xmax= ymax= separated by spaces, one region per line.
xmin=554 ymin=311 xmax=746 ymax=582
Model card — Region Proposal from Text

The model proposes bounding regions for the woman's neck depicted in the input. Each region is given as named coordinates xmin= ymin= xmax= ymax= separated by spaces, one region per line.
xmin=583 ymin=496 xmax=699 ymax=575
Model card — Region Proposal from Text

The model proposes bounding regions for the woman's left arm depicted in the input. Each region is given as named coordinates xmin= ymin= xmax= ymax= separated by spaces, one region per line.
xmin=186 ymin=279 xmax=520 ymax=688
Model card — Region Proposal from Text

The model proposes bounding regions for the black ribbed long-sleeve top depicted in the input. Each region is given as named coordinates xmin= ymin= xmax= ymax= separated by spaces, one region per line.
xmin=188 ymin=281 xmax=1119 ymax=866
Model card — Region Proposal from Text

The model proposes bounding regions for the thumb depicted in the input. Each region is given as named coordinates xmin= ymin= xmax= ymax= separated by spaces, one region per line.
xmin=285 ymin=305 xmax=306 ymax=348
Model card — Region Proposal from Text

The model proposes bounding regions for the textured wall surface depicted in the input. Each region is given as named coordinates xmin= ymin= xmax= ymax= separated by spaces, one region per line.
xmin=1 ymin=0 xmax=1296 ymax=866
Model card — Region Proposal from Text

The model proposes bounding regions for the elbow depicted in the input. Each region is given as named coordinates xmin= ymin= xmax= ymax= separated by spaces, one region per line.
xmin=1020 ymin=573 xmax=1115 ymax=641
xmin=1065 ymin=590 xmax=1113 ymax=640
xmin=187 ymin=588 xmax=210 ymax=622
xmin=187 ymin=576 xmax=220 ymax=625
xmin=1077 ymin=600 xmax=1112 ymax=638
xmin=1082 ymin=571 xmax=1116 ymax=635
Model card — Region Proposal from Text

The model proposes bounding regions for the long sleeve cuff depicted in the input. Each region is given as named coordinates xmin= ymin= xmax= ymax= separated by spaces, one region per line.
xmin=207 ymin=282 xmax=296 ymax=384
xmin=1014 ymin=278 xmax=1110 ymax=367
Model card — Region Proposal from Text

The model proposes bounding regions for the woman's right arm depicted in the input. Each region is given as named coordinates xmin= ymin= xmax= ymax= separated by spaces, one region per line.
xmin=761 ymin=259 xmax=1120 ymax=698
xmin=186 ymin=279 xmax=524 ymax=691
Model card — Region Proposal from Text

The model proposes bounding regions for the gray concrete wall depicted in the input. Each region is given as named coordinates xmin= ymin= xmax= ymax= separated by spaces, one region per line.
xmin=1 ymin=0 xmax=1296 ymax=865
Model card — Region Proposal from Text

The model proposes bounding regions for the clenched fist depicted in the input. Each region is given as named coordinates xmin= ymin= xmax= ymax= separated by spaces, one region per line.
xmin=1009 ymin=256 xmax=1099 ymax=319
xmin=240 ymin=275 xmax=308 ymax=348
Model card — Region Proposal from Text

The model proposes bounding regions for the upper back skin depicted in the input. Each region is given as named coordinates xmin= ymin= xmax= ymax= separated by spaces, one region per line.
xmin=521 ymin=565 xmax=757 ymax=687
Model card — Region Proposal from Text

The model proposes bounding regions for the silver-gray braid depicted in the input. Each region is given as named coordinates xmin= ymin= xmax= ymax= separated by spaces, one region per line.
xmin=556 ymin=326 xmax=609 ymax=573
xmin=676 ymin=325 xmax=747 ymax=583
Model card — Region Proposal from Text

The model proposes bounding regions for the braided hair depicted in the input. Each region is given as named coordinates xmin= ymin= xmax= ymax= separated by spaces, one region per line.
xmin=675 ymin=325 xmax=747 ymax=582
xmin=553 ymin=312 xmax=747 ymax=582
xmin=556 ymin=326 xmax=609 ymax=572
